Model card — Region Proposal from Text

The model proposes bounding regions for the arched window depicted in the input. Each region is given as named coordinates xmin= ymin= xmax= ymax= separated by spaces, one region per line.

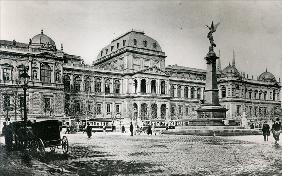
xmin=141 ymin=79 xmax=146 ymax=93
xmin=264 ymin=91 xmax=267 ymax=100
xmin=74 ymin=76 xmax=81 ymax=92
xmin=190 ymin=87 xmax=195 ymax=99
xmin=184 ymin=87 xmax=188 ymax=99
xmin=105 ymin=79 xmax=111 ymax=94
xmin=41 ymin=63 xmax=51 ymax=83
xmin=63 ymin=75 xmax=71 ymax=92
xmin=273 ymin=90 xmax=276 ymax=101
xmin=161 ymin=104 xmax=166 ymax=119
xmin=151 ymin=103 xmax=157 ymax=119
xmin=32 ymin=70 xmax=38 ymax=80
xmin=171 ymin=85 xmax=175 ymax=97
xmin=161 ymin=80 xmax=165 ymax=94
xmin=143 ymin=40 xmax=147 ymax=47
xmin=177 ymin=85 xmax=181 ymax=98
xmin=114 ymin=80 xmax=120 ymax=94
xmin=84 ymin=77 xmax=91 ymax=92
xmin=95 ymin=78 xmax=101 ymax=93
xmin=221 ymin=86 xmax=226 ymax=98
xmin=134 ymin=79 xmax=137 ymax=93
xmin=249 ymin=90 xmax=252 ymax=99
xmin=151 ymin=80 xmax=156 ymax=94
xmin=258 ymin=91 xmax=262 ymax=100
xmin=197 ymin=88 xmax=201 ymax=99
xmin=254 ymin=90 xmax=258 ymax=99
xmin=55 ymin=71 xmax=60 ymax=82
xmin=141 ymin=103 xmax=148 ymax=120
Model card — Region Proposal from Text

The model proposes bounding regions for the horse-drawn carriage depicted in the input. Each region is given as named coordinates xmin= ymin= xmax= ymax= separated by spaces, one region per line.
xmin=4 ymin=120 xmax=69 ymax=154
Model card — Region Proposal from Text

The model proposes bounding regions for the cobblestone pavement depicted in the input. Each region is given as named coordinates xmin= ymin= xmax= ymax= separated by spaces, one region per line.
xmin=2 ymin=133 xmax=282 ymax=175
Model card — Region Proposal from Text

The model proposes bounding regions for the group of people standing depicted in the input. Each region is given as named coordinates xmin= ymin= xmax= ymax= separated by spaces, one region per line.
xmin=262 ymin=118 xmax=282 ymax=145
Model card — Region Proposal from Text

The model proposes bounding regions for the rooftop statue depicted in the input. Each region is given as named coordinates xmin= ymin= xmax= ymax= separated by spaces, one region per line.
xmin=206 ymin=21 xmax=220 ymax=52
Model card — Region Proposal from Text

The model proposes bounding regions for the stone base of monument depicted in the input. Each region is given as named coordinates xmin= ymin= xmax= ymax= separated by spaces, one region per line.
xmin=162 ymin=126 xmax=262 ymax=136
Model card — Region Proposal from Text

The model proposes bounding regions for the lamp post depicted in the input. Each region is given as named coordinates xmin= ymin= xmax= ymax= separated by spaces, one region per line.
xmin=18 ymin=65 xmax=30 ymax=125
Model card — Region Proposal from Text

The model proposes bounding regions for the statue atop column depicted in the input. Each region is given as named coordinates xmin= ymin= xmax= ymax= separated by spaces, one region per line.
xmin=206 ymin=21 xmax=220 ymax=52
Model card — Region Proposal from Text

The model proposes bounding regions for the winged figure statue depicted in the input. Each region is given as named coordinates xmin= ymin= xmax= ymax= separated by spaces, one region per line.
xmin=206 ymin=21 xmax=220 ymax=50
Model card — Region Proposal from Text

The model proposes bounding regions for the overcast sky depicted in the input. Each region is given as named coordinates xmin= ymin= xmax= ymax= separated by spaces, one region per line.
xmin=0 ymin=0 xmax=281 ymax=80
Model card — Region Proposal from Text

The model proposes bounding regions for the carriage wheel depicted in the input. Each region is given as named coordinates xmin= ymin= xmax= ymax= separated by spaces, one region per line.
xmin=50 ymin=147 xmax=56 ymax=153
xmin=61 ymin=136 xmax=69 ymax=154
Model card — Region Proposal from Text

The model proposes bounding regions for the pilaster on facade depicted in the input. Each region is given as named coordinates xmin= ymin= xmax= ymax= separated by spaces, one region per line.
xmin=188 ymin=87 xmax=191 ymax=99
xmin=137 ymin=78 xmax=141 ymax=94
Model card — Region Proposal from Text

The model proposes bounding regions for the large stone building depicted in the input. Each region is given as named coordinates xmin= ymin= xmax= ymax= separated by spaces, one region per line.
xmin=0 ymin=30 xmax=280 ymax=129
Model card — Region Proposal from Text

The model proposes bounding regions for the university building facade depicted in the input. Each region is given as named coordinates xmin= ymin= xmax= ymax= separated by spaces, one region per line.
xmin=0 ymin=30 xmax=280 ymax=129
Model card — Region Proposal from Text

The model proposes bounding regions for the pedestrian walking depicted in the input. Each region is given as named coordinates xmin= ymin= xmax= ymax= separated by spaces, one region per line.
xmin=130 ymin=122 xmax=133 ymax=136
xmin=262 ymin=121 xmax=270 ymax=141
xmin=86 ymin=123 xmax=92 ymax=139
xmin=272 ymin=118 xmax=281 ymax=145
xmin=121 ymin=125 xmax=125 ymax=133
xmin=147 ymin=125 xmax=152 ymax=135
xmin=3 ymin=123 xmax=13 ymax=151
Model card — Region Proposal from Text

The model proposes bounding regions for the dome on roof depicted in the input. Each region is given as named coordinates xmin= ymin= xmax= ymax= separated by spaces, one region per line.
xmin=222 ymin=64 xmax=241 ymax=77
xmin=96 ymin=30 xmax=163 ymax=60
xmin=258 ymin=70 xmax=276 ymax=82
xmin=30 ymin=30 xmax=56 ymax=51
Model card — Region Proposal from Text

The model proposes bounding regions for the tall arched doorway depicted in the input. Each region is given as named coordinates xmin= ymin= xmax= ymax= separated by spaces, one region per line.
xmin=151 ymin=103 xmax=157 ymax=119
xmin=133 ymin=103 xmax=138 ymax=120
xmin=141 ymin=103 xmax=148 ymax=120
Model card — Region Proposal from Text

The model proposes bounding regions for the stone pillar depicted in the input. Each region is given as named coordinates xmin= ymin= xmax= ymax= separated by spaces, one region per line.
xmin=81 ymin=75 xmax=85 ymax=92
xmin=70 ymin=74 xmax=74 ymax=88
xmin=201 ymin=87 xmax=204 ymax=99
xmin=146 ymin=78 xmax=150 ymax=94
xmin=111 ymin=78 xmax=114 ymax=93
xmin=51 ymin=64 xmax=55 ymax=83
xmin=174 ymin=85 xmax=177 ymax=98
xmin=166 ymin=81 xmax=169 ymax=95
xmin=137 ymin=78 xmax=141 ymax=94
xmin=38 ymin=62 xmax=41 ymax=82
xmin=148 ymin=101 xmax=151 ymax=120
xmin=101 ymin=77 xmax=105 ymax=94
xmin=188 ymin=87 xmax=191 ymax=99
xmin=157 ymin=102 xmax=161 ymax=119
xmin=156 ymin=79 xmax=160 ymax=94
xmin=181 ymin=85 xmax=184 ymax=98
xmin=166 ymin=103 xmax=170 ymax=121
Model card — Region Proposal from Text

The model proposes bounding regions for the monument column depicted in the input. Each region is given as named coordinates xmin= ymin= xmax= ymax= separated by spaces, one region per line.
xmin=196 ymin=21 xmax=227 ymax=125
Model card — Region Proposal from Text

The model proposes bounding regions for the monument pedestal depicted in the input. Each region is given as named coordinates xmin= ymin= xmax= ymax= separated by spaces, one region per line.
xmin=195 ymin=49 xmax=227 ymax=125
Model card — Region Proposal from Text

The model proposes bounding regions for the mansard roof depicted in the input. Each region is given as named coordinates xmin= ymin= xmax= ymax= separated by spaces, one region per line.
xmin=96 ymin=30 xmax=163 ymax=61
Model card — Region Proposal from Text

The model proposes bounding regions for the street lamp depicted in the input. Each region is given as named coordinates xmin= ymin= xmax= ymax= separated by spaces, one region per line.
xmin=18 ymin=65 xmax=30 ymax=124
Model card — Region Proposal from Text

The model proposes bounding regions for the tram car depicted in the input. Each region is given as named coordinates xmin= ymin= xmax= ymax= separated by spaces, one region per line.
xmin=86 ymin=118 xmax=115 ymax=132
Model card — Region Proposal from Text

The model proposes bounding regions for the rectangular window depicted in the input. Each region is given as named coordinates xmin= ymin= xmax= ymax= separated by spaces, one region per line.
xmin=106 ymin=104 xmax=111 ymax=113
xmin=254 ymin=106 xmax=257 ymax=116
xmin=123 ymin=40 xmax=126 ymax=46
xmin=96 ymin=104 xmax=101 ymax=114
xmin=116 ymin=104 xmax=120 ymax=113
xmin=3 ymin=68 xmax=10 ymax=81
xmin=236 ymin=105 xmax=241 ymax=116
xmin=44 ymin=98 xmax=51 ymax=112
xmin=185 ymin=106 xmax=189 ymax=116
xmin=117 ymin=43 xmax=119 ymax=49
xmin=179 ymin=105 xmax=182 ymax=116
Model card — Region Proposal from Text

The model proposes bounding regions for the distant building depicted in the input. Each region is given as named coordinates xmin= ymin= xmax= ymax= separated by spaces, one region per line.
xmin=0 ymin=30 xmax=280 ymax=129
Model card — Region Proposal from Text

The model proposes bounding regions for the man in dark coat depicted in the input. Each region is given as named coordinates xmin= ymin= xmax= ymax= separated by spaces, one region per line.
xmin=86 ymin=123 xmax=92 ymax=139
xmin=262 ymin=121 xmax=270 ymax=141
xmin=272 ymin=118 xmax=281 ymax=145
xmin=130 ymin=122 xmax=133 ymax=136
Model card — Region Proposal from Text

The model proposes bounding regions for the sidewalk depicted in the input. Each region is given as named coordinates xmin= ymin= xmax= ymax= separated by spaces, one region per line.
xmin=225 ymin=135 xmax=276 ymax=145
